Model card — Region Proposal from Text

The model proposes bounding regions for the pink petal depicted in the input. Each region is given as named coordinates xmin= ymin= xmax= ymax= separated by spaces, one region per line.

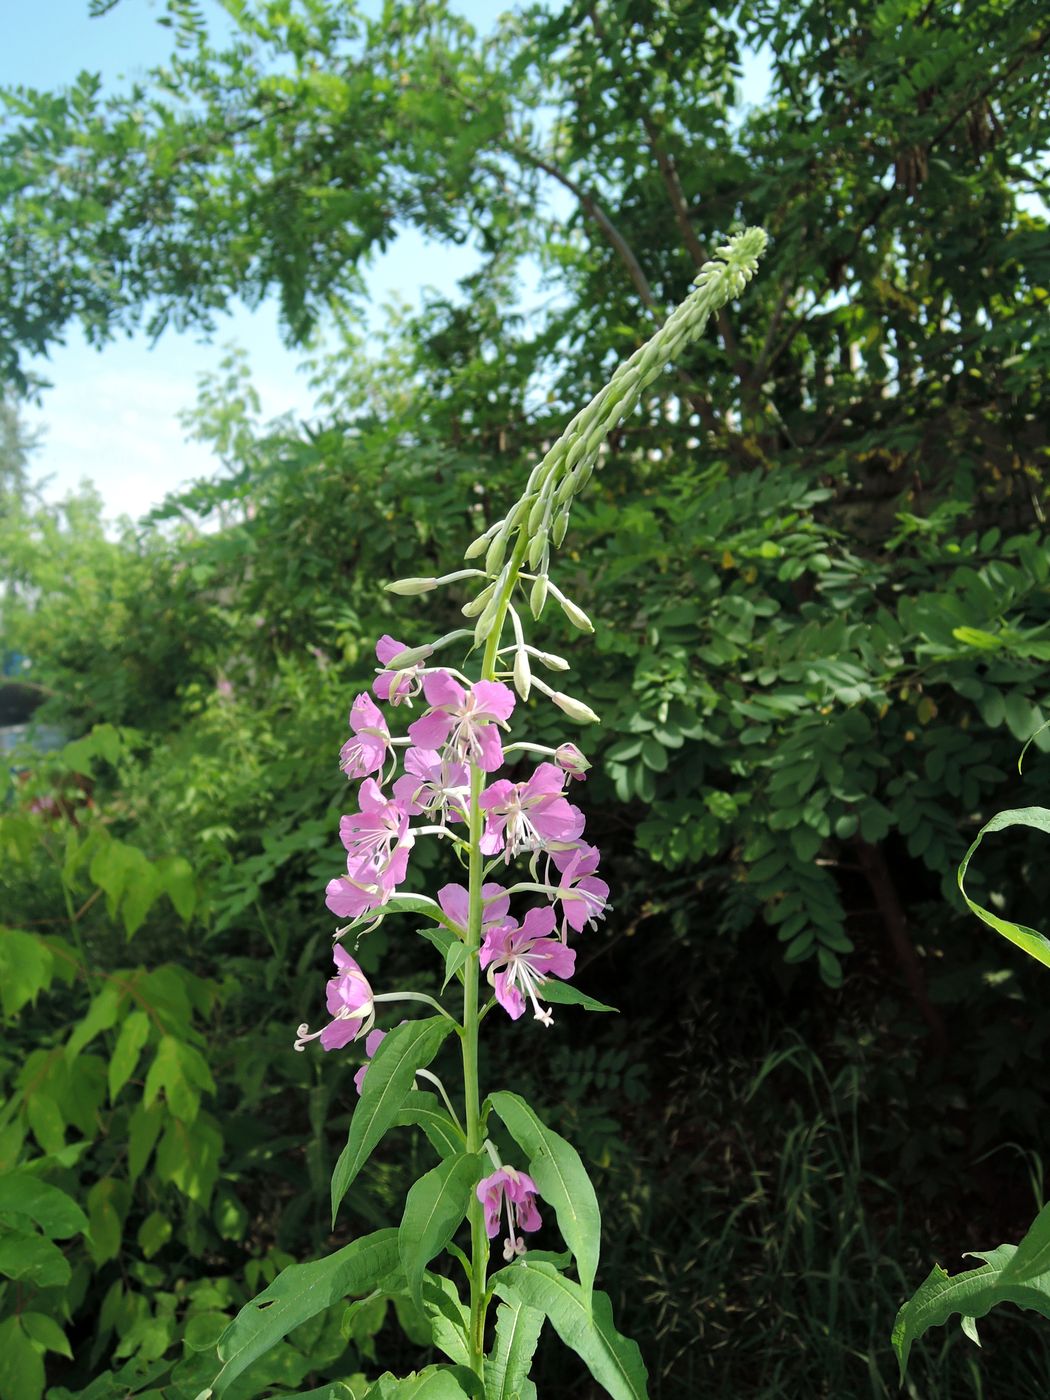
xmin=473 ymin=680 xmax=515 ymax=723
xmin=481 ymin=883 xmax=510 ymax=925
xmin=475 ymin=724 xmax=505 ymax=773
xmin=493 ymin=971 xmax=526 ymax=1020
xmin=479 ymin=779 xmax=516 ymax=812
xmin=479 ymin=815 xmax=506 ymax=857
xmin=529 ymin=939 xmax=576 ymax=981
xmin=375 ymin=634 xmax=404 ymax=665
xmin=422 ymin=670 xmax=465 ymax=709
xmin=407 ymin=710 xmax=453 ymax=749
xmin=320 ymin=1018 xmax=362 ymax=1051
xmin=520 ymin=905 xmax=558 ymax=940
xmin=437 ymin=882 xmax=470 ymax=930
xmin=523 ymin=763 xmax=567 ymax=797
xmin=350 ymin=692 xmax=386 ymax=735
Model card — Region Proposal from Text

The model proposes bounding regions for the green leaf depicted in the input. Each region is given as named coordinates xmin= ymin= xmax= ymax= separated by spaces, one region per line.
xmin=158 ymin=854 xmax=197 ymax=921
xmin=363 ymin=1370 xmax=471 ymax=1399
xmin=86 ymin=1177 xmax=130 ymax=1266
xmin=138 ymin=1209 xmax=173 ymax=1258
xmin=422 ymin=1273 xmax=471 ymax=1369
xmin=128 ymin=1098 xmax=165 ymax=1181
xmin=892 ymin=1228 xmax=1050 ymax=1380
xmin=331 ymin=1018 xmax=455 ymax=1223
xmin=0 ymin=929 xmax=54 ymax=1017
xmin=143 ymin=1035 xmax=215 ymax=1123
xmin=108 ymin=1009 xmax=151 ymax=1102
xmin=0 ymin=1316 xmax=45 ymax=1400
xmin=442 ymin=941 xmax=468 ymax=990
xmin=491 ymin=1262 xmax=647 ymax=1400
xmin=205 ymin=1229 xmax=399 ymax=1398
xmin=398 ymin=1152 xmax=483 ymax=1310
xmin=539 ymin=982 xmax=618 ymax=1015
xmin=0 ymin=1173 xmax=88 ymax=1237
xmin=395 ymin=1092 xmax=465 ymax=1160
xmin=489 ymin=1091 xmax=600 ymax=1306
xmin=0 ymin=1231 xmax=72 ymax=1288
xmin=65 ymin=980 xmax=122 ymax=1059
xmin=484 ymin=1296 xmax=544 ymax=1400
xmin=20 ymin=1311 xmax=72 ymax=1358
xmin=957 ymin=807 xmax=1050 ymax=970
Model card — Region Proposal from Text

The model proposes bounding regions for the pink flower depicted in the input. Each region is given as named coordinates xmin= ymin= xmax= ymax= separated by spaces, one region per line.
xmin=555 ymin=742 xmax=591 ymax=781
xmin=374 ymin=634 xmax=423 ymax=706
xmin=438 ymin=881 xmax=510 ymax=935
xmin=354 ymin=1027 xmax=387 ymax=1094
xmin=295 ymin=945 xmax=375 ymax=1052
xmin=325 ymin=849 xmax=407 ymax=921
xmin=339 ymin=693 xmax=391 ymax=780
xmin=407 ymin=671 xmax=515 ymax=773
xmin=339 ymin=779 xmax=414 ymax=880
xmin=477 ymin=1166 xmax=543 ymax=1260
xmin=479 ymin=763 xmax=584 ymax=859
xmin=551 ymin=843 xmax=610 ymax=935
xmin=479 ymin=905 xmax=576 ymax=1026
xmin=393 ymin=747 xmax=470 ymax=822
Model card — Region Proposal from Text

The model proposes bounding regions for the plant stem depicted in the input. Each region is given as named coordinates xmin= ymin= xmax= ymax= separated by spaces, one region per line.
xmin=463 ymin=529 xmax=531 ymax=1379
xmin=463 ymin=760 xmax=488 ymax=1377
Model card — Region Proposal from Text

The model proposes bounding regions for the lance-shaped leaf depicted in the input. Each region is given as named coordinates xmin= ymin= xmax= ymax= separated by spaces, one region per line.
xmin=332 ymin=1018 xmax=455 ymax=1221
xmin=200 ymin=1229 xmax=399 ymax=1398
xmin=540 ymin=982 xmax=618 ymax=1015
xmin=399 ymin=1151 xmax=483 ymax=1310
xmin=484 ymin=1295 xmax=544 ymax=1400
xmin=0 ymin=1174 xmax=88 ymax=1238
xmin=489 ymin=1091 xmax=600 ymax=1305
xmin=363 ymin=1368 xmax=471 ymax=1399
xmin=957 ymin=806 xmax=1050 ymax=969
xmin=396 ymin=1091 xmax=465 ymax=1160
xmin=492 ymin=1261 xmax=648 ymax=1400
xmin=892 ymin=1225 xmax=1050 ymax=1380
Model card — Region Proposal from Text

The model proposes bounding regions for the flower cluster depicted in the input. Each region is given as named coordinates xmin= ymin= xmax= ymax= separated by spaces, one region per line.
xmin=296 ymin=634 xmax=611 ymax=1050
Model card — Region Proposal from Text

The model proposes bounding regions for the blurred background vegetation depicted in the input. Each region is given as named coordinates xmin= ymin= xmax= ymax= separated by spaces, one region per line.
xmin=2 ymin=0 xmax=1050 ymax=1396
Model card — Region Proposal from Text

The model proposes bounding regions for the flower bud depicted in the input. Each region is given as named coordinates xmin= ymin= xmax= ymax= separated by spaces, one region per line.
xmin=528 ymin=493 xmax=551 ymax=535
xmin=529 ymin=574 xmax=548 ymax=620
xmin=554 ymin=470 xmax=576 ymax=507
xmin=527 ymin=529 xmax=548 ymax=571
xmin=533 ymin=648 xmax=569 ymax=671
xmin=464 ymin=518 xmax=503 ymax=560
xmin=555 ymin=742 xmax=591 ymax=778
xmin=386 ymin=642 xmax=434 ymax=670
xmin=461 ymin=582 xmax=496 ymax=617
xmin=513 ymin=648 xmax=532 ymax=701
xmin=556 ymin=594 xmax=594 ymax=634
xmin=385 ymin=576 xmax=438 ymax=595
xmin=552 ymin=506 xmax=570 ymax=548
xmin=552 ymin=691 xmax=601 ymax=725
xmin=485 ymin=528 xmax=509 ymax=575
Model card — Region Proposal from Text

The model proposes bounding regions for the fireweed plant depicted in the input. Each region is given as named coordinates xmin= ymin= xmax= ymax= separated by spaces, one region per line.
xmin=201 ymin=228 xmax=767 ymax=1400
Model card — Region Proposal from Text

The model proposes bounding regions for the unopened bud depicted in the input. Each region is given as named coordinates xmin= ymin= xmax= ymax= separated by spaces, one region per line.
xmin=527 ymin=530 xmax=548 ymax=571
xmin=485 ymin=529 xmax=509 ymax=575
xmin=385 ymin=576 xmax=438 ymax=596
xmin=528 ymin=493 xmax=551 ymax=535
xmin=464 ymin=519 xmax=503 ymax=560
xmin=555 ymin=742 xmax=591 ymax=778
xmin=556 ymin=594 xmax=593 ymax=633
xmin=462 ymin=582 xmax=496 ymax=618
xmin=533 ymin=648 xmax=569 ymax=671
xmin=387 ymin=643 xmax=434 ymax=670
xmin=513 ymin=648 xmax=532 ymax=701
xmin=552 ymin=506 xmax=570 ymax=548
xmin=552 ymin=691 xmax=601 ymax=725
xmin=530 ymin=575 xmax=548 ymax=620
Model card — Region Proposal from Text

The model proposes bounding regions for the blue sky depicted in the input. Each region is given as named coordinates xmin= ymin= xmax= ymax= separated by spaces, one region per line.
xmin=5 ymin=1 xmax=770 ymax=523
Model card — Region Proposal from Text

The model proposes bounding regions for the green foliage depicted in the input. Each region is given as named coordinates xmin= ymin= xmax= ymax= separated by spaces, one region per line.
xmin=892 ymin=1207 xmax=1050 ymax=1381
xmin=3 ymin=0 xmax=1050 ymax=1394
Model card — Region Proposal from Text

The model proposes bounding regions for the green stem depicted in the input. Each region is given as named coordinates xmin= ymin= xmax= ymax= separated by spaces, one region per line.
xmin=463 ymin=529 xmax=531 ymax=1380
